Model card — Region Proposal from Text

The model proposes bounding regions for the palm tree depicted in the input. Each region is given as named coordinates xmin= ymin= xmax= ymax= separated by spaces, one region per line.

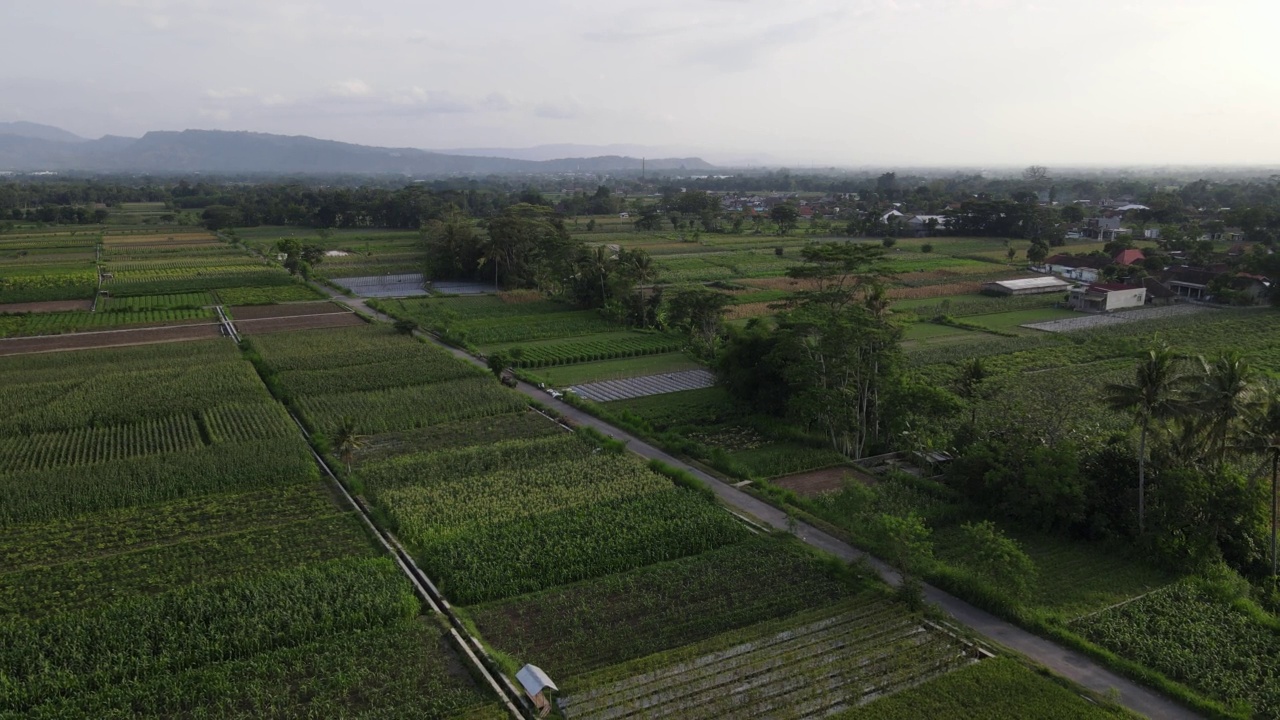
xmin=332 ymin=416 xmax=366 ymax=476
xmin=1189 ymin=351 xmax=1265 ymax=469
xmin=1244 ymin=390 xmax=1280 ymax=578
xmin=955 ymin=357 xmax=988 ymax=426
xmin=1103 ymin=341 xmax=1188 ymax=534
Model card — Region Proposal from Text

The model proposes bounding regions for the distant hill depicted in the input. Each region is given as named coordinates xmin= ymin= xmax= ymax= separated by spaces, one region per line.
xmin=0 ymin=125 xmax=715 ymax=175
xmin=0 ymin=121 xmax=87 ymax=144
xmin=444 ymin=143 xmax=689 ymax=162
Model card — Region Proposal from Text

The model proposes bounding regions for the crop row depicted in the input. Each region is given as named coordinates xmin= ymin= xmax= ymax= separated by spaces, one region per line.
xmin=0 ymin=483 xmax=343 ymax=574
xmin=0 ymin=336 xmax=240 ymax=376
xmin=0 ymin=438 xmax=319 ymax=527
xmin=248 ymin=324 xmax=456 ymax=372
xmin=200 ymin=401 xmax=299 ymax=444
xmin=104 ymin=269 xmax=296 ymax=295
xmin=466 ymin=537 xmax=856 ymax=679
xmin=0 ymin=308 xmax=213 ymax=338
xmin=98 ymin=292 xmax=215 ymax=311
xmin=356 ymin=410 xmax=560 ymax=464
xmin=103 ymin=257 xmax=263 ymax=271
xmin=504 ymin=333 xmax=684 ymax=368
xmin=415 ymin=488 xmax=750 ymax=605
xmin=0 ymin=558 xmax=418 ymax=714
xmin=562 ymin=606 xmax=967 ymax=720
xmin=0 ymin=270 xmax=98 ymax=304
xmin=1073 ymin=580 xmax=1280 ymax=717
xmin=384 ymin=296 xmax=570 ymax=324
xmin=358 ymin=433 xmax=585 ymax=491
xmin=0 ymin=414 xmax=204 ymax=472
xmin=1 ymin=514 xmax=374 ymax=618
xmin=295 ymin=377 xmax=528 ymax=435
xmin=14 ymin=621 xmax=491 ymax=719
xmin=214 ymin=284 xmax=323 ymax=305
xmin=274 ymin=354 xmax=483 ymax=397
xmin=836 ymin=656 xmax=1132 ymax=719
xmin=449 ymin=311 xmax=618 ymax=345
xmin=0 ymin=361 xmax=267 ymax=435
xmin=381 ymin=453 xmax=674 ymax=546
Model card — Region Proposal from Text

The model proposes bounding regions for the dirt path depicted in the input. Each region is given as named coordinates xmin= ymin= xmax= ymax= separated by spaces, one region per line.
xmin=308 ymin=282 xmax=1201 ymax=720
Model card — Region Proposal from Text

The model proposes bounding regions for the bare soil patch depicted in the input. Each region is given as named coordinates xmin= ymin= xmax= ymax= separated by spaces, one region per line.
xmin=0 ymin=323 xmax=223 ymax=356
xmin=771 ymin=465 xmax=875 ymax=497
xmin=0 ymin=300 xmax=94 ymax=314
xmin=229 ymin=302 xmax=347 ymax=321
xmin=236 ymin=312 xmax=365 ymax=335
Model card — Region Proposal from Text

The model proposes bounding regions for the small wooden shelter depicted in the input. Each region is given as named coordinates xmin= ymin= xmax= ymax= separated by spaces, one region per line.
xmin=516 ymin=664 xmax=558 ymax=718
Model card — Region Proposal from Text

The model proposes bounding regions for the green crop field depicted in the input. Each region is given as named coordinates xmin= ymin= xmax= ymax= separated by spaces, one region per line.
xmin=0 ymin=307 xmax=214 ymax=337
xmin=1075 ymin=581 xmax=1280 ymax=717
xmin=0 ymin=325 xmax=496 ymax=717
xmin=834 ymin=657 xmax=1135 ymax=719
xmin=526 ymin=352 xmax=702 ymax=386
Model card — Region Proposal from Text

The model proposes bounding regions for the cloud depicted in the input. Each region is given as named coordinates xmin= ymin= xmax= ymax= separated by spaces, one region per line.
xmin=197 ymin=107 xmax=232 ymax=122
xmin=330 ymin=79 xmax=373 ymax=97
xmin=205 ymin=87 xmax=255 ymax=100
xmin=534 ymin=97 xmax=586 ymax=120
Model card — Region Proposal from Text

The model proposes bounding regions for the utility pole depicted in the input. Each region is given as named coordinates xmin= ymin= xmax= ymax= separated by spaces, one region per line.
xmin=641 ymin=157 xmax=645 ymax=180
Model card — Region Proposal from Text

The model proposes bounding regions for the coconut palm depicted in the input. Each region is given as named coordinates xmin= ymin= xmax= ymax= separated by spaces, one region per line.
xmin=1244 ymin=389 xmax=1280 ymax=578
xmin=1189 ymin=351 xmax=1266 ymax=469
xmin=332 ymin=416 xmax=366 ymax=476
xmin=1103 ymin=341 xmax=1189 ymax=534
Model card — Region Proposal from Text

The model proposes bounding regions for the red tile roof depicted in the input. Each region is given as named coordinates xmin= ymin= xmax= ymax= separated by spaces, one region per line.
xmin=1112 ymin=249 xmax=1146 ymax=266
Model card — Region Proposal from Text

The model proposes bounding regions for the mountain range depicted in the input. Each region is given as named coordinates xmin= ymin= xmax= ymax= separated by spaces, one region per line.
xmin=0 ymin=123 xmax=715 ymax=175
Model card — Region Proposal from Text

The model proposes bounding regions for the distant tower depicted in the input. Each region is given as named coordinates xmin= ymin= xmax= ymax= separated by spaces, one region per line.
xmin=642 ymin=157 xmax=645 ymax=180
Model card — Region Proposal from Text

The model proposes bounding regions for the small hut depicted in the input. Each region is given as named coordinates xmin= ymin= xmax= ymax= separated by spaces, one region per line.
xmin=516 ymin=664 xmax=558 ymax=718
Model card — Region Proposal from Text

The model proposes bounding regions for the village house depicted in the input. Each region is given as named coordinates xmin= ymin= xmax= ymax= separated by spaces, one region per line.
xmin=1068 ymin=283 xmax=1147 ymax=312
xmin=1031 ymin=254 xmax=1110 ymax=283
xmin=1161 ymin=266 xmax=1217 ymax=300
xmin=1082 ymin=216 xmax=1124 ymax=241
xmin=906 ymin=214 xmax=948 ymax=237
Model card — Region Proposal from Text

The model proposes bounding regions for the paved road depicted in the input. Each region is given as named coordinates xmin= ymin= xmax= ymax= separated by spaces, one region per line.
xmin=324 ymin=286 xmax=1202 ymax=720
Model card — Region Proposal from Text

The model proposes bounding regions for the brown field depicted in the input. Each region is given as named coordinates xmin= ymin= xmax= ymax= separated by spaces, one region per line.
xmin=0 ymin=300 xmax=94 ymax=314
xmin=725 ymin=301 xmax=776 ymax=320
xmin=235 ymin=313 xmax=366 ymax=335
xmin=0 ymin=323 xmax=223 ymax=356
xmin=771 ymin=465 xmax=875 ymax=497
xmin=739 ymin=277 xmax=823 ymax=292
xmin=229 ymin=302 xmax=348 ymax=321
xmin=886 ymin=282 xmax=985 ymax=299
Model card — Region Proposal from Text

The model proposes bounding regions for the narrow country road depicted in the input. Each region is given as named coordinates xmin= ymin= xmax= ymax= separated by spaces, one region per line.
xmin=326 ymin=287 xmax=1203 ymax=720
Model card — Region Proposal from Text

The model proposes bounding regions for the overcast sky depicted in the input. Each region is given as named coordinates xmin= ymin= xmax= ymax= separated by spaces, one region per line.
xmin=3 ymin=0 xmax=1277 ymax=166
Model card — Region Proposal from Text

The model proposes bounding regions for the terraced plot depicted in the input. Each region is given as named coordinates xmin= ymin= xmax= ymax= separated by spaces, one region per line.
xmin=561 ymin=603 xmax=980 ymax=720
xmin=569 ymin=369 xmax=717 ymax=401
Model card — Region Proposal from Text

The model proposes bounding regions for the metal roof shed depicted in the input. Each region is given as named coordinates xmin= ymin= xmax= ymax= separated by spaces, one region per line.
xmin=982 ymin=276 xmax=1072 ymax=296
xmin=517 ymin=664 xmax=558 ymax=717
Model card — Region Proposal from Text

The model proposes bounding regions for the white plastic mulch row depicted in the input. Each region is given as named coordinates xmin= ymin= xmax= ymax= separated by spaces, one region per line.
xmin=333 ymin=273 xmax=430 ymax=297
xmin=568 ymin=369 xmax=716 ymax=403
xmin=1021 ymin=303 xmax=1208 ymax=334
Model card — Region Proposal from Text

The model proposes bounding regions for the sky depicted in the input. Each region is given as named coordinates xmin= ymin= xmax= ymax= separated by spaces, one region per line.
xmin=2 ymin=0 xmax=1279 ymax=166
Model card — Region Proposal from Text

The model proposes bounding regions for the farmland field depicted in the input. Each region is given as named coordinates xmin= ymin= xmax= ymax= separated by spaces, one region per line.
xmin=0 ymin=325 xmax=497 ymax=717
xmin=833 ymin=656 xmax=1134 ymax=719
xmin=1074 ymin=580 xmax=1280 ymax=717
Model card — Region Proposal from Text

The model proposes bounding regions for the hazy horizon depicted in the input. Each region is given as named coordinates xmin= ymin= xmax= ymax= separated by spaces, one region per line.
xmin=3 ymin=0 xmax=1277 ymax=167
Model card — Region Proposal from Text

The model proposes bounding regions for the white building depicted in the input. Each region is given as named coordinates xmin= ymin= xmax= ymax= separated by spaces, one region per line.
xmin=1068 ymin=283 xmax=1146 ymax=312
